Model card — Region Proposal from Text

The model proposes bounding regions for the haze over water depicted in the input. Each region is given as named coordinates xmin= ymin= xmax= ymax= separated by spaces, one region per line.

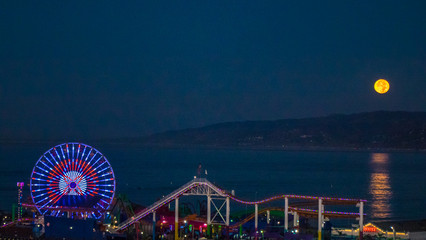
xmin=1 ymin=143 xmax=425 ymax=223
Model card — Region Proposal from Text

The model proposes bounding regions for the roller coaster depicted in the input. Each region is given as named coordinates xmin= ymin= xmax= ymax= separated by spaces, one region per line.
xmin=114 ymin=178 xmax=366 ymax=240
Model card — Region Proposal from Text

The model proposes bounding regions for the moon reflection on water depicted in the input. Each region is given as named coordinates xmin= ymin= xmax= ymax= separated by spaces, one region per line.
xmin=369 ymin=153 xmax=392 ymax=219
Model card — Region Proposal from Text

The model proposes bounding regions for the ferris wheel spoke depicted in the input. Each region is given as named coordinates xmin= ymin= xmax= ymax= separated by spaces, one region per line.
xmin=97 ymin=192 xmax=112 ymax=198
xmin=96 ymin=202 xmax=105 ymax=209
xmin=35 ymin=165 xmax=50 ymax=174
xmin=90 ymin=165 xmax=111 ymax=178
xmin=72 ymin=159 xmax=77 ymax=172
xmin=86 ymin=151 xmax=98 ymax=167
xmin=94 ymin=178 xmax=112 ymax=183
xmin=46 ymin=173 xmax=61 ymax=183
xmin=85 ymin=188 xmax=95 ymax=195
xmin=79 ymin=161 xmax=92 ymax=177
xmin=76 ymin=159 xmax=83 ymax=174
xmin=43 ymin=155 xmax=56 ymax=168
xmin=91 ymin=155 xmax=104 ymax=168
xmin=40 ymin=158 xmax=54 ymax=171
xmin=34 ymin=192 xmax=50 ymax=198
xmin=84 ymin=168 xmax=97 ymax=179
xmin=72 ymin=144 xmax=75 ymax=161
xmin=52 ymin=165 xmax=65 ymax=179
xmin=48 ymin=151 xmax=61 ymax=164
xmin=35 ymin=196 xmax=49 ymax=205
xmin=60 ymin=160 xmax=69 ymax=173
xmin=96 ymin=188 xmax=114 ymax=194
xmin=33 ymin=171 xmax=49 ymax=178
xmin=85 ymin=187 xmax=96 ymax=193
xmin=84 ymin=148 xmax=92 ymax=161
xmin=69 ymin=158 xmax=74 ymax=172
xmin=66 ymin=144 xmax=70 ymax=161
xmin=59 ymin=146 xmax=66 ymax=160
xmin=48 ymin=152 xmax=61 ymax=166
xmin=32 ymin=183 xmax=51 ymax=187
xmin=75 ymin=159 xmax=81 ymax=172
xmin=76 ymin=144 xmax=81 ymax=160
xmin=76 ymin=159 xmax=82 ymax=173
xmin=98 ymin=171 xmax=113 ymax=178
xmin=32 ymin=187 xmax=47 ymax=191
xmin=95 ymin=184 xmax=114 ymax=187
xmin=92 ymin=157 xmax=103 ymax=168
xmin=92 ymin=162 xmax=109 ymax=174
xmin=65 ymin=159 xmax=71 ymax=172
xmin=53 ymin=148 xmax=62 ymax=161
xmin=81 ymin=145 xmax=88 ymax=160
xmin=32 ymin=177 xmax=48 ymax=182
xmin=47 ymin=191 xmax=66 ymax=208
xmin=74 ymin=158 xmax=79 ymax=172
xmin=71 ymin=159 xmax=76 ymax=172
xmin=51 ymin=163 xmax=65 ymax=177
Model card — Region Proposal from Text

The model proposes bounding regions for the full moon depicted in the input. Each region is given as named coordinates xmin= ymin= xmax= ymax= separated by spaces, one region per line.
xmin=374 ymin=79 xmax=390 ymax=94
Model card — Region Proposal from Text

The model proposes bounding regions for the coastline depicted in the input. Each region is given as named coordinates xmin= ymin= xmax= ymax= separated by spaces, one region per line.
xmin=2 ymin=139 xmax=426 ymax=153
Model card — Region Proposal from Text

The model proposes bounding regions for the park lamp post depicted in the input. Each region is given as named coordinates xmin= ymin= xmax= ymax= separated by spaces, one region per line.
xmin=390 ymin=226 xmax=396 ymax=240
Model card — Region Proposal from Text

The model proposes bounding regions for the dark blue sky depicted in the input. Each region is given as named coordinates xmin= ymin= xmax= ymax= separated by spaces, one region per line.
xmin=1 ymin=1 xmax=425 ymax=139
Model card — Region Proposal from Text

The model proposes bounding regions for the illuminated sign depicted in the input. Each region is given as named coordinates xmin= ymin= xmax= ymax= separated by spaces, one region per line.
xmin=363 ymin=226 xmax=378 ymax=232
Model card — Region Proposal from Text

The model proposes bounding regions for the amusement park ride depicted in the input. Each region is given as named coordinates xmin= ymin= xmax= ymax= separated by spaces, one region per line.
xmin=3 ymin=142 xmax=369 ymax=240
xmin=30 ymin=143 xmax=116 ymax=219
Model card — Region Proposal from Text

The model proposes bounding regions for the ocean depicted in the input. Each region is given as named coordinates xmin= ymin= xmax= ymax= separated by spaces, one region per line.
xmin=1 ymin=142 xmax=425 ymax=223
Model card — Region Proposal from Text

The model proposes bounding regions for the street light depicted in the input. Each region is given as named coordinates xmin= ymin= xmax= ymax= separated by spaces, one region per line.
xmin=390 ymin=226 xmax=395 ymax=240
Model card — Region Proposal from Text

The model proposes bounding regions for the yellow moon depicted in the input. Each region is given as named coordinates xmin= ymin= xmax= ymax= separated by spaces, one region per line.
xmin=374 ymin=79 xmax=390 ymax=94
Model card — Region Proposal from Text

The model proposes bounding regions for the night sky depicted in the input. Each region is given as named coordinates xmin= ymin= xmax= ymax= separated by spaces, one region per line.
xmin=1 ymin=1 xmax=425 ymax=140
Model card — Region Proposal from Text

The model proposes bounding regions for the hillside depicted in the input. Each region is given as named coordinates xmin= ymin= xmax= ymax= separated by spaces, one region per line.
xmin=138 ymin=111 xmax=426 ymax=150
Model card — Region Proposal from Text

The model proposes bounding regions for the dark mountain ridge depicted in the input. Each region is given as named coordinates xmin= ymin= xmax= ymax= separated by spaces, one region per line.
xmin=138 ymin=111 xmax=426 ymax=150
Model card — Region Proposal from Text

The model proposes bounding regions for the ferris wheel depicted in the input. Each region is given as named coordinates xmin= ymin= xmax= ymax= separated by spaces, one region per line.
xmin=30 ymin=143 xmax=116 ymax=218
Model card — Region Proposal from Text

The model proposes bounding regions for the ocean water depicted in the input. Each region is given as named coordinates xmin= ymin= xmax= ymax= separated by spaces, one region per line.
xmin=1 ymin=143 xmax=426 ymax=222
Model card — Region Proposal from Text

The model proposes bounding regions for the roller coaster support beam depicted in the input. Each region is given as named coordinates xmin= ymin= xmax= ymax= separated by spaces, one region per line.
xmin=226 ymin=196 xmax=230 ymax=240
xmin=267 ymin=210 xmax=270 ymax=224
xmin=255 ymin=204 xmax=258 ymax=240
xmin=358 ymin=201 xmax=364 ymax=240
xmin=284 ymin=197 xmax=289 ymax=232
xmin=226 ymin=197 xmax=230 ymax=226
xmin=175 ymin=198 xmax=179 ymax=240
xmin=318 ymin=198 xmax=322 ymax=240
xmin=153 ymin=211 xmax=156 ymax=240
xmin=293 ymin=211 xmax=298 ymax=227
xmin=207 ymin=194 xmax=211 ymax=237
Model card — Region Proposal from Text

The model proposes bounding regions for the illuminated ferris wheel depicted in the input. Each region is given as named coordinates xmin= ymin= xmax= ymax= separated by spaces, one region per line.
xmin=30 ymin=143 xmax=116 ymax=218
